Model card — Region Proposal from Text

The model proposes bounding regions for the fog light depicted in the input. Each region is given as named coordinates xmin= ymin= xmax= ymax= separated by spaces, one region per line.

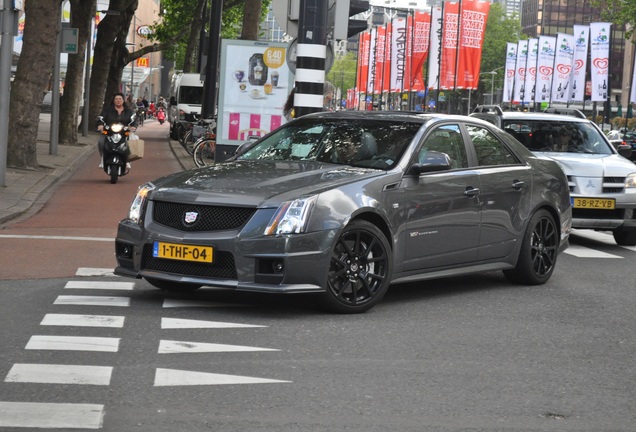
xmin=272 ymin=261 xmax=284 ymax=273
xmin=117 ymin=242 xmax=133 ymax=259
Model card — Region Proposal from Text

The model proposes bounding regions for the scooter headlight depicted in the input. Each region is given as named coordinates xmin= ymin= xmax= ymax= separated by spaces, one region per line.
xmin=111 ymin=133 xmax=122 ymax=143
xmin=128 ymin=182 xmax=155 ymax=224
xmin=111 ymin=123 xmax=124 ymax=133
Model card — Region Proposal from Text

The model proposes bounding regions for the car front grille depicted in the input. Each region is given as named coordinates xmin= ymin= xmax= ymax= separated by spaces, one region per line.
xmin=141 ymin=244 xmax=238 ymax=280
xmin=152 ymin=201 xmax=255 ymax=232
xmin=567 ymin=176 xmax=626 ymax=194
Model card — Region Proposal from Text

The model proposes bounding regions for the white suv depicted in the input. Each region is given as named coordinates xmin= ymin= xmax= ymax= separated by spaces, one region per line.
xmin=471 ymin=106 xmax=636 ymax=246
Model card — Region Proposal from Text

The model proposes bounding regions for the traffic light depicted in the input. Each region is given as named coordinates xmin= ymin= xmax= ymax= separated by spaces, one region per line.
xmin=333 ymin=0 xmax=370 ymax=40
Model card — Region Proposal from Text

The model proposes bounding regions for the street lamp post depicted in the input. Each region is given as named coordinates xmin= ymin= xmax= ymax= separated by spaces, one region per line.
xmin=480 ymin=70 xmax=497 ymax=105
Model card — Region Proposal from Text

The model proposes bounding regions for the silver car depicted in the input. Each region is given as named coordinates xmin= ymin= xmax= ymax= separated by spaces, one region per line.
xmin=471 ymin=106 xmax=636 ymax=246
xmin=115 ymin=112 xmax=571 ymax=313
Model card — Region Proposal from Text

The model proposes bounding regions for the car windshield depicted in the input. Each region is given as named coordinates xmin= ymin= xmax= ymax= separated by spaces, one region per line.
xmin=502 ymin=120 xmax=613 ymax=155
xmin=237 ymin=119 xmax=421 ymax=169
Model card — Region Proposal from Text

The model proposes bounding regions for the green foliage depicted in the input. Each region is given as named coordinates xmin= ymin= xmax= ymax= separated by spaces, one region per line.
xmin=327 ymin=51 xmax=358 ymax=96
xmin=590 ymin=0 xmax=636 ymax=39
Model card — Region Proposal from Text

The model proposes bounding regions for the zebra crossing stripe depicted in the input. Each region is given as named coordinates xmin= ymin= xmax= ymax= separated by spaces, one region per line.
xmin=161 ymin=317 xmax=266 ymax=329
xmin=5 ymin=364 xmax=113 ymax=385
xmin=563 ymin=245 xmax=623 ymax=258
xmin=54 ymin=295 xmax=130 ymax=307
xmin=0 ymin=401 xmax=104 ymax=429
xmin=26 ymin=335 xmax=120 ymax=352
xmin=65 ymin=281 xmax=134 ymax=290
xmin=163 ymin=299 xmax=249 ymax=308
xmin=158 ymin=340 xmax=279 ymax=354
xmin=154 ymin=368 xmax=291 ymax=386
xmin=75 ymin=267 xmax=116 ymax=276
xmin=41 ymin=313 xmax=125 ymax=328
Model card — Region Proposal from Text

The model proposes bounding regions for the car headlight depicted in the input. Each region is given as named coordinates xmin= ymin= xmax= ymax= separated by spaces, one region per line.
xmin=626 ymin=173 xmax=636 ymax=188
xmin=128 ymin=182 xmax=155 ymax=224
xmin=264 ymin=196 xmax=317 ymax=235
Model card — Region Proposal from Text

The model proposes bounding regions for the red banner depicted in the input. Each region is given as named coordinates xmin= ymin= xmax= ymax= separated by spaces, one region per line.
xmin=440 ymin=2 xmax=459 ymax=89
xmin=410 ymin=11 xmax=430 ymax=91
xmin=374 ymin=26 xmax=386 ymax=95
xmin=456 ymin=0 xmax=490 ymax=89
xmin=383 ymin=22 xmax=392 ymax=93
xmin=356 ymin=32 xmax=371 ymax=94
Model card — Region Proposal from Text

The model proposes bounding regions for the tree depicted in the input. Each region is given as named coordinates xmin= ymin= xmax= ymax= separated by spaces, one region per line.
xmin=590 ymin=0 xmax=636 ymax=38
xmin=59 ymin=0 xmax=96 ymax=146
xmin=7 ymin=0 xmax=63 ymax=169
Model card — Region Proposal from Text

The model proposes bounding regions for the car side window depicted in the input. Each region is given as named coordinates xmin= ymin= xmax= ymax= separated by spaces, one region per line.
xmin=467 ymin=124 xmax=519 ymax=166
xmin=418 ymin=124 xmax=468 ymax=169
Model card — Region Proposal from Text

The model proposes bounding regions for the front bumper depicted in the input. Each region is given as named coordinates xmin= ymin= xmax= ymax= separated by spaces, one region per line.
xmin=114 ymin=219 xmax=336 ymax=294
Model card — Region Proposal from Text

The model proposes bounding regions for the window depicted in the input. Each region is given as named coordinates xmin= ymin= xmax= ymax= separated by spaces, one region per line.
xmin=467 ymin=125 xmax=519 ymax=166
xmin=418 ymin=124 xmax=468 ymax=169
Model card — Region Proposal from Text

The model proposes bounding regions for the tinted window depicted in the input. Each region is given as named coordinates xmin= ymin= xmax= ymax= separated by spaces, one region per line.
xmin=502 ymin=120 xmax=613 ymax=154
xmin=466 ymin=124 xmax=519 ymax=166
xmin=418 ymin=124 xmax=468 ymax=169
xmin=238 ymin=119 xmax=421 ymax=169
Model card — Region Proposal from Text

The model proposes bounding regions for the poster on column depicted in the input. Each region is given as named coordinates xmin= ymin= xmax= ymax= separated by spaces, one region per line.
xmin=569 ymin=26 xmax=589 ymax=102
xmin=217 ymin=40 xmax=290 ymax=147
xmin=589 ymin=22 xmax=611 ymax=102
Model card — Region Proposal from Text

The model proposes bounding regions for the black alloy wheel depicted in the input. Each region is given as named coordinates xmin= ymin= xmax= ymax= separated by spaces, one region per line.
xmin=504 ymin=209 xmax=558 ymax=284
xmin=324 ymin=220 xmax=392 ymax=313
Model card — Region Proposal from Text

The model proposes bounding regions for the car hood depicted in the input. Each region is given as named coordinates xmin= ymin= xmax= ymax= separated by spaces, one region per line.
xmin=150 ymin=161 xmax=384 ymax=207
xmin=535 ymin=153 xmax=636 ymax=177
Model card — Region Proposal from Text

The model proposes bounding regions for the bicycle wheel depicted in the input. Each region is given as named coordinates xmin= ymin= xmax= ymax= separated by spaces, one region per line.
xmin=180 ymin=129 xmax=193 ymax=154
xmin=193 ymin=139 xmax=216 ymax=167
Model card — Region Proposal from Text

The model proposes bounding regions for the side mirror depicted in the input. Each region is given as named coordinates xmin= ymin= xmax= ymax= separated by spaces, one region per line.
xmin=234 ymin=141 xmax=256 ymax=156
xmin=617 ymin=144 xmax=632 ymax=159
xmin=409 ymin=151 xmax=453 ymax=175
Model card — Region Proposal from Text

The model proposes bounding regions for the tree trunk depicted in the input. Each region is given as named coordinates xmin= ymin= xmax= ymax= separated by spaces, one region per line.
xmin=60 ymin=0 xmax=96 ymax=146
xmin=88 ymin=0 xmax=136 ymax=130
xmin=241 ymin=0 xmax=262 ymax=41
xmin=7 ymin=0 xmax=63 ymax=169
xmin=182 ymin=0 xmax=207 ymax=73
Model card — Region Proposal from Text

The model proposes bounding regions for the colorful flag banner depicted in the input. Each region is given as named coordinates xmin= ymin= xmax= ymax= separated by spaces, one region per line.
xmin=410 ymin=11 xmax=430 ymax=90
xmin=513 ymin=40 xmax=528 ymax=103
xmin=356 ymin=32 xmax=371 ymax=96
xmin=502 ymin=42 xmax=517 ymax=103
xmin=536 ymin=35 xmax=556 ymax=103
xmin=456 ymin=0 xmax=490 ymax=89
xmin=427 ymin=6 xmax=442 ymax=90
xmin=440 ymin=2 xmax=460 ymax=89
xmin=523 ymin=38 xmax=538 ymax=104
xmin=367 ymin=27 xmax=378 ymax=95
xmin=551 ymin=33 xmax=575 ymax=102
xmin=589 ymin=22 xmax=611 ymax=102
xmin=390 ymin=17 xmax=408 ymax=92
xmin=570 ymin=25 xmax=589 ymax=102
xmin=374 ymin=26 xmax=387 ymax=95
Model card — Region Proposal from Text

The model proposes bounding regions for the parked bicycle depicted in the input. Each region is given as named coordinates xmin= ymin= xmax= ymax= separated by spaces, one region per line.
xmin=192 ymin=133 xmax=216 ymax=167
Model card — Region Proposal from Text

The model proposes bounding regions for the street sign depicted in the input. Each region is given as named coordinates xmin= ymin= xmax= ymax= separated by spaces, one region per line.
xmin=61 ymin=28 xmax=78 ymax=54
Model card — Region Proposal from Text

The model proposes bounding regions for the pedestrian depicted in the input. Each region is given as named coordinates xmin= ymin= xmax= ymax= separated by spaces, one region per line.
xmin=283 ymin=89 xmax=295 ymax=121
xmin=323 ymin=81 xmax=335 ymax=111
xmin=97 ymin=92 xmax=137 ymax=169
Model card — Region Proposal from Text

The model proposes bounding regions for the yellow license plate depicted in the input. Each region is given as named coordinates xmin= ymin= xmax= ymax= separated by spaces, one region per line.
xmin=572 ymin=198 xmax=615 ymax=209
xmin=153 ymin=242 xmax=213 ymax=263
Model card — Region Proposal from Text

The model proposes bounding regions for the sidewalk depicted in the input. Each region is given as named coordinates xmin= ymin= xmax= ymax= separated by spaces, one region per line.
xmin=0 ymin=114 xmax=193 ymax=225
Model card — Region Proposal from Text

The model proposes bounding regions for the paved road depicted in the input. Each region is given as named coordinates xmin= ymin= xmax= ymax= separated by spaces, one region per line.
xmin=0 ymin=119 xmax=181 ymax=280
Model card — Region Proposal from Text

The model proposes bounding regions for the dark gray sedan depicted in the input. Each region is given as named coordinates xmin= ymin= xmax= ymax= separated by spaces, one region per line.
xmin=115 ymin=111 xmax=572 ymax=313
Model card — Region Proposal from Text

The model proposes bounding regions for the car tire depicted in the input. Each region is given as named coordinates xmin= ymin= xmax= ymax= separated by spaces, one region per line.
xmin=145 ymin=277 xmax=201 ymax=292
xmin=504 ymin=209 xmax=558 ymax=285
xmin=612 ymin=227 xmax=636 ymax=246
xmin=322 ymin=220 xmax=392 ymax=314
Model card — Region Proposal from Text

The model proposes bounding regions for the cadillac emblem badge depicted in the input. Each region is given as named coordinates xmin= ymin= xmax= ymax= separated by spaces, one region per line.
xmin=184 ymin=211 xmax=198 ymax=224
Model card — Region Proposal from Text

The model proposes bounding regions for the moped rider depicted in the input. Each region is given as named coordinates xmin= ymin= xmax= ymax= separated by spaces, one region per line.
xmin=97 ymin=92 xmax=137 ymax=169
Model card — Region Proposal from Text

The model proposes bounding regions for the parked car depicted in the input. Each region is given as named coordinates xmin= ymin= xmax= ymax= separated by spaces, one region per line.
xmin=622 ymin=131 xmax=636 ymax=159
xmin=115 ymin=111 xmax=571 ymax=313
xmin=471 ymin=106 xmax=636 ymax=246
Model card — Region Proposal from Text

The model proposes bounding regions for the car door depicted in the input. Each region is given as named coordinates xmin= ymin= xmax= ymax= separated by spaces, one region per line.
xmin=402 ymin=124 xmax=482 ymax=271
xmin=464 ymin=123 xmax=533 ymax=260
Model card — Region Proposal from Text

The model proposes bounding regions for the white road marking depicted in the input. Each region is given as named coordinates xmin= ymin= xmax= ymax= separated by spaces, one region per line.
xmin=41 ymin=313 xmax=125 ymax=328
xmin=26 ymin=335 xmax=120 ymax=352
xmin=154 ymin=368 xmax=291 ymax=386
xmin=161 ymin=317 xmax=266 ymax=329
xmin=76 ymin=267 xmax=116 ymax=276
xmin=0 ymin=401 xmax=104 ymax=429
xmin=65 ymin=280 xmax=134 ymax=290
xmin=158 ymin=340 xmax=279 ymax=354
xmin=163 ymin=299 xmax=249 ymax=308
xmin=54 ymin=295 xmax=130 ymax=307
xmin=570 ymin=229 xmax=636 ymax=252
xmin=563 ymin=245 xmax=622 ymax=258
xmin=0 ymin=234 xmax=112 ymax=242
xmin=5 ymin=364 xmax=112 ymax=385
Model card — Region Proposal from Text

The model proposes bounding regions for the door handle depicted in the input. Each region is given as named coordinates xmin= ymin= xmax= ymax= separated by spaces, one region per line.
xmin=512 ymin=180 xmax=525 ymax=190
xmin=464 ymin=187 xmax=480 ymax=197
